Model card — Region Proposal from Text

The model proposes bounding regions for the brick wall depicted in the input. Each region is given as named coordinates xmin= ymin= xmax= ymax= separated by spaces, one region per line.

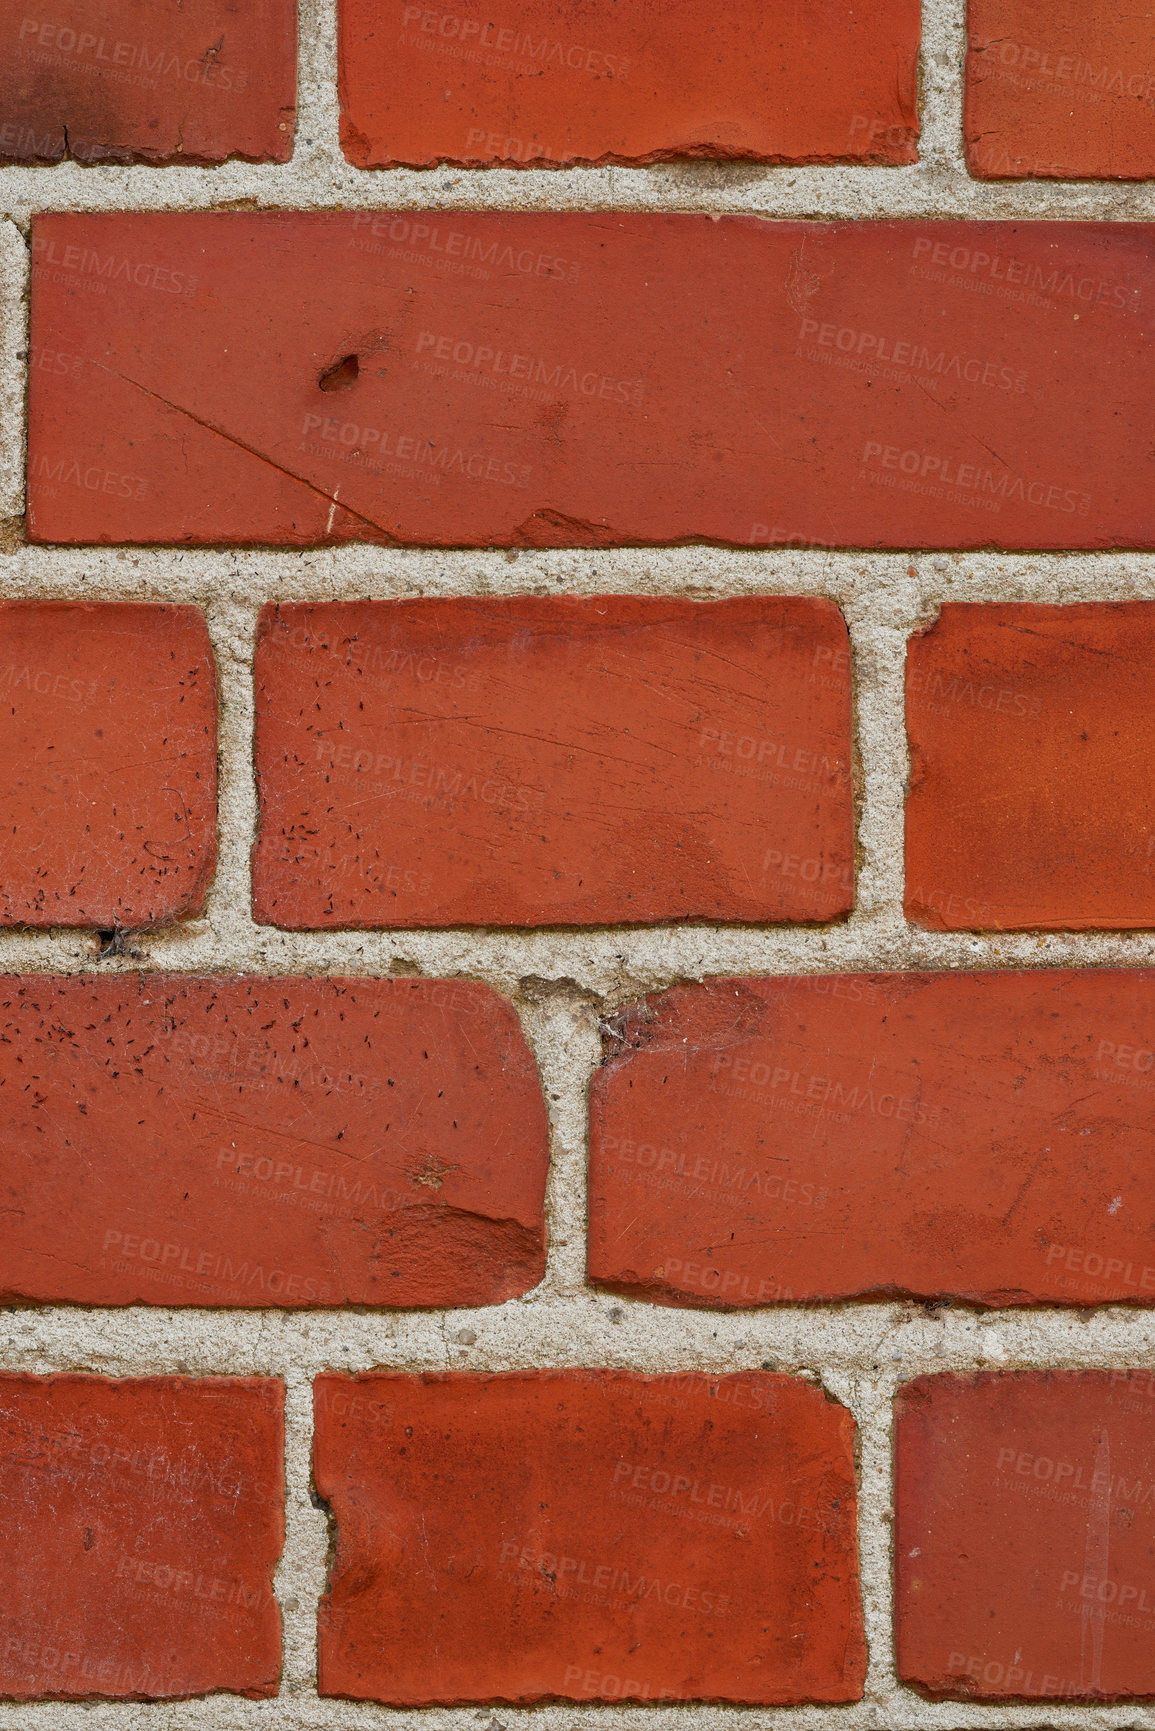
xmin=3 ymin=0 xmax=1155 ymax=1722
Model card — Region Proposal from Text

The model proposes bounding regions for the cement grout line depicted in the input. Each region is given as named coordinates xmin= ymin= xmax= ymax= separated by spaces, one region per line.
xmin=3 ymin=0 xmax=1155 ymax=1720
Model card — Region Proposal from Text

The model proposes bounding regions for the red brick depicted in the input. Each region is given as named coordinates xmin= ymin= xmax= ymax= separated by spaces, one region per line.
xmin=966 ymin=0 xmax=1155 ymax=180
xmin=0 ymin=0 xmax=295 ymax=163
xmin=0 ymin=602 xmax=216 ymax=929
xmin=251 ymin=597 xmax=853 ymax=929
xmin=0 ymin=974 xmax=548 ymax=1306
xmin=339 ymin=0 xmax=918 ymax=169
xmin=26 ymin=213 xmax=1155 ymax=550
xmin=0 ymin=1374 xmax=282 ymax=1699
xmin=314 ymin=1369 xmax=864 ymax=1705
xmin=907 ymin=603 xmax=1155 ymax=931
xmin=590 ymin=969 xmax=1155 ymax=1307
xmin=896 ymin=1370 xmax=1155 ymax=1700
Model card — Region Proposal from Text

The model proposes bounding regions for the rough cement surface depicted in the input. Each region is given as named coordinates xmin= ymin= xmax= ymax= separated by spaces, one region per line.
xmin=3 ymin=0 xmax=1155 ymax=1723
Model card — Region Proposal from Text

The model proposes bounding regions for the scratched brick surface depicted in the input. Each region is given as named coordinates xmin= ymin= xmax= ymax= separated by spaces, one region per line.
xmin=906 ymin=603 xmax=1155 ymax=931
xmin=314 ymin=1370 xmax=865 ymax=1704
xmin=0 ymin=974 xmax=549 ymax=1306
xmin=339 ymin=0 xmax=919 ymax=169
xmin=590 ymin=970 xmax=1155 ymax=1308
xmin=0 ymin=1375 xmax=283 ymax=1699
xmin=0 ymin=601 xmax=217 ymax=928
xmin=966 ymin=0 xmax=1155 ymax=179
xmin=24 ymin=214 xmax=1155 ymax=549
xmin=251 ymin=597 xmax=854 ymax=928
xmin=895 ymin=1371 xmax=1155 ymax=1700
xmin=0 ymin=0 xmax=296 ymax=164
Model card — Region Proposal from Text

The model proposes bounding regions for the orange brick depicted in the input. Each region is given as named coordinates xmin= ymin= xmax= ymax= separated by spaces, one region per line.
xmin=339 ymin=0 xmax=918 ymax=168
xmin=0 ymin=0 xmax=295 ymax=163
xmin=907 ymin=603 xmax=1155 ymax=930
xmin=26 ymin=213 xmax=1155 ymax=549
xmin=896 ymin=1371 xmax=1155 ymax=1699
xmin=0 ymin=1375 xmax=283 ymax=1699
xmin=314 ymin=1370 xmax=865 ymax=1704
xmin=251 ymin=597 xmax=853 ymax=928
xmin=0 ymin=602 xmax=216 ymax=929
xmin=0 ymin=974 xmax=548 ymax=1306
xmin=590 ymin=970 xmax=1155 ymax=1307
xmin=966 ymin=0 xmax=1155 ymax=179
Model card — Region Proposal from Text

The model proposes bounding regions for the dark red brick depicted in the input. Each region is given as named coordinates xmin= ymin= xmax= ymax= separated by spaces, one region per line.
xmin=896 ymin=1370 xmax=1155 ymax=1700
xmin=590 ymin=969 xmax=1155 ymax=1308
xmin=339 ymin=0 xmax=918 ymax=168
xmin=907 ymin=603 xmax=1155 ymax=931
xmin=314 ymin=1370 xmax=864 ymax=1705
xmin=0 ymin=602 xmax=216 ymax=929
xmin=251 ymin=597 xmax=853 ymax=929
xmin=0 ymin=974 xmax=548 ymax=1306
xmin=26 ymin=213 xmax=1155 ymax=549
xmin=0 ymin=0 xmax=295 ymax=164
xmin=966 ymin=0 xmax=1155 ymax=180
xmin=0 ymin=1375 xmax=282 ymax=1699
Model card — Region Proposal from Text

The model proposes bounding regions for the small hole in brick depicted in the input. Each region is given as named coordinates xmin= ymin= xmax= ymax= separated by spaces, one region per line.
xmin=319 ymin=354 xmax=359 ymax=392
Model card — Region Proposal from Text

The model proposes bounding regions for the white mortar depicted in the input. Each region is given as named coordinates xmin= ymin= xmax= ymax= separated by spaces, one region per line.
xmin=3 ymin=0 xmax=1155 ymax=1724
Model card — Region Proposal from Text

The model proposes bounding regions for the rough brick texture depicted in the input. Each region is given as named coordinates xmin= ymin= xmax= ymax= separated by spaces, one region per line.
xmin=314 ymin=1370 xmax=865 ymax=1704
xmin=907 ymin=603 xmax=1155 ymax=931
xmin=896 ymin=1371 xmax=1155 ymax=1700
xmin=0 ymin=602 xmax=216 ymax=928
xmin=0 ymin=1375 xmax=283 ymax=1699
xmin=251 ymin=597 xmax=854 ymax=928
xmin=0 ymin=974 xmax=549 ymax=1306
xmin=590 ymin=970 xmax=1155 ymax=1308
xmin=25 ymin=214 xmax=1155 ymax=549
xmin=339 ymin=0 xmax=919 ymax=169
xmin=0 ymin=0 xmax=296 ymax=164
xmin=966 ymin=0 xmax=1155 ymax=180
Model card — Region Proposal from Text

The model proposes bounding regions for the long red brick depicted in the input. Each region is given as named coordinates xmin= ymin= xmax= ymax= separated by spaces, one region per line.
xmin=26 ymin=213 xmax=1155 ymax=549
xmin=314 ymin=1370 xmax=865 ymax=1704
xmin=339 ymin=0 xmax=919 ymax=168
xmin=0 ymin=1375 xmax=282 ymax=1699
xmin=251 ymin=598 xmax=854 ymax=929
xmin=0 ymin=974 xmax=548 ymax=1306
xmin=896 ymin=1371 xmax=1155 ymax=1699
xmin=589 ymin=970 xmax=1155 ymax=1307
xmin=0 ymin=0 xmax=296 ymax=164
xmin=966 ymin=0 xmax=1155 ymax=179
xmin=0 ymin=602 xmax=216 ymax=929
xmin=906 ymin=603 xmax=1155 ymax=930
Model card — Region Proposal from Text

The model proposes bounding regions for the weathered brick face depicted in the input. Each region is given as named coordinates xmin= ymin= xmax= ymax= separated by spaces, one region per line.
xmin=2 ymin=0 xmax=1152 ymax=1722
